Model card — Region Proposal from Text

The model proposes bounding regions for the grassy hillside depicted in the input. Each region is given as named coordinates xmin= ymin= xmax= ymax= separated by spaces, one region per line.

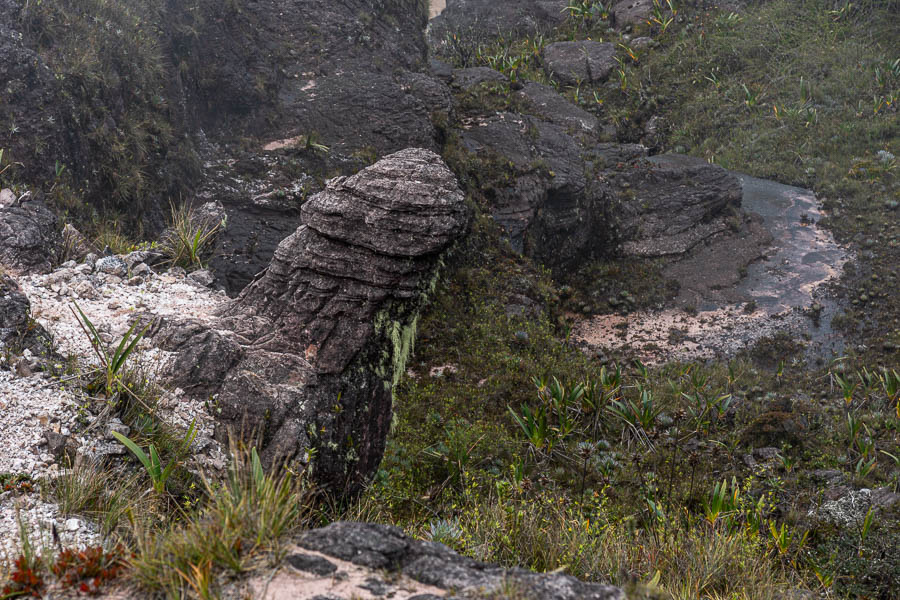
xmin=360 ymin=2 xmax=899 ymax=598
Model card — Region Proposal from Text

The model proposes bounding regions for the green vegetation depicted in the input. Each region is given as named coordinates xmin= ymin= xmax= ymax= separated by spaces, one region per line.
xmin=9 ymin=441 xmax=310 ymax=598
xmin=160 ymin=202 xmax=226 ymax=271
xmin=112 ymin=421 xmax=197 ymax=494
xmin=70 ymin=302 xmax=148 ymax=399
xmin=16 ymin=0 xmax=200 ymax=222
xmin=129 ymin=446 xmax=310 ymax=597
xmin=359 ymin=2 xmax=900 ymax=598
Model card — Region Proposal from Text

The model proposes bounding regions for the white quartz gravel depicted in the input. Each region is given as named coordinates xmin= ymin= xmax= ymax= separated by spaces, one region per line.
xmin=0 ymin=257 xmax=230 ymax=556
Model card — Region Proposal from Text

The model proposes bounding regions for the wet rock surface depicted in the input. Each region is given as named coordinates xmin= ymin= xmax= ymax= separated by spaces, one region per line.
xmin=147 ymin=149 xmax=467 ymax=490
xmin=234 ymin=522 xmax=624 ymax=600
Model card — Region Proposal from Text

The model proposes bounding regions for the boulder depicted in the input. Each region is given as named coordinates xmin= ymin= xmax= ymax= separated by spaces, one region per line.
xmin=612 ymin=0 xmax=656 ymax=27
xmin=278 ymin=522 xmax=625 ymax=600
xmin=457 ymin=113 xmax=615 ymax=271
xmin=610 ymin=154 xmax=744 ymax=257
xmin=542 ymin=41 xmax=618 ymax=86
xmin=0 ymin=195 xmax=60 ymax=273
xmin=0 ymin=273 xmax=51 ymax=358
xmin=147 ymin=149 xmax=468 ymax=491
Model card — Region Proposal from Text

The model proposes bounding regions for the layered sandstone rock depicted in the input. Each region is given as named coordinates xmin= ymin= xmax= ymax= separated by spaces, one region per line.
xmin=148 ymin=149 xmax=467 ymax=491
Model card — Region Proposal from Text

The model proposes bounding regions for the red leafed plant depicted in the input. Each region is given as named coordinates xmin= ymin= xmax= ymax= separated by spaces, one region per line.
xmin=2 ymin=554 xmax=44 ymax=598
xmin=51 ymin=545 xmax=129 ymax=596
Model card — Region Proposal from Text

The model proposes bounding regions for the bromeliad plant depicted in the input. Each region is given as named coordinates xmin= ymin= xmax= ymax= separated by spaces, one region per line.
xmin=162 ymin=201 xmax=226 ymax=270
xmin=607 ymin=385 xmax=662 ymax=445
xmin=703 ymin=477 xmax=739 ymax=528
xmin=71 ymin=302 xmax=148 ymax=399
xmin=563 ymin=0 xmax=611 ymax=28
xmin=112 ymin=420 xmax=197 ymax=493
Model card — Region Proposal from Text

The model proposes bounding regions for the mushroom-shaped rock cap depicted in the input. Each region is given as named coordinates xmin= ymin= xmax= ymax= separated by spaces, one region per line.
xmin=301 ymin=148 xmax=467 ymax=257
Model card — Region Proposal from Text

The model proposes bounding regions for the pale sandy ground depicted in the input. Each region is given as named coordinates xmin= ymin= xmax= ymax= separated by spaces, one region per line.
xmin=0 ymin=263 xmax=229 ymax=559
xmin=430 ymin=0 xmax=446 ymax=18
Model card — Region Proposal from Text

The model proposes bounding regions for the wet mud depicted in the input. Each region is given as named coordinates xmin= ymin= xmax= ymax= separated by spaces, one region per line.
xmin=573 ymin=174 xmax=849 ymax=364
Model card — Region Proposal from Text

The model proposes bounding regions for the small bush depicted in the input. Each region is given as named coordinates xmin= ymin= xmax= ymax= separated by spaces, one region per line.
xmin=160 ymin=202 xmax=225 ymax=270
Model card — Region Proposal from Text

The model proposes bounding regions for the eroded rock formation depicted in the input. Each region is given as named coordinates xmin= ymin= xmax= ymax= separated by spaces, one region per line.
xmin=0 ymin=193 xmax=60 ymax=274
xmin=240 ymin=521 xmax=625 ymax=600
xmin=611 ymin=154 xmax=744 ymax=257
xmin=0 ymin=273 xmax=50 ymax=360
xmin=148 ymin=149 xmax=467 ymax=491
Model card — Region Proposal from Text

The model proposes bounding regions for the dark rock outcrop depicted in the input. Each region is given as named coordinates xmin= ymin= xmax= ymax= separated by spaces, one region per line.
xmin=0 ymin=0 xmax=71 ymax=187
xmin=0 ymin=195 xmax=60 ymax=273
xmin=187 ymin=0 xmax=454 ymax=292
xmin=611 ymin=154 xmax=743 ymax=257
xmin=515 ymin=82 xmax=600 ymax=137
xmin=148 ymin=149 xmax=467 ymax=490
xmin=542 ymin=41 xmax=618 ymax=86
xmin=0 ymin=273 xmax=50 ymax=359
xmin=452 ymin=105 xmax=742 ymax=273
xmin=457 ymin=113 xmax=614 ymax=271
xmin=4 ymin=0 xmax=451 ymax=287
xmin=292 ymin=522 xmax=625 ymax=600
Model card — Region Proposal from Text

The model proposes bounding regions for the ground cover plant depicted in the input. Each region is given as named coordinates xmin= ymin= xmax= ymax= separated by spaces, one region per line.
xmin=360 ymin=1 xmax=899 ymax=597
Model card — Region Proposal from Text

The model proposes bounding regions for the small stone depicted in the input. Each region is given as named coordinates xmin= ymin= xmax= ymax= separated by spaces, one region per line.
xmin=65 ymin=518 xmax=80 ymax=532
xmin=0 ymin=188 xmax=15 ymax=208
xmin=105 ymin=420 xmax=131 ymax=440
xmin=132 ymin=263 xmax=152 ymax=277
xmin=43 ymin=430 xmax=78 ymax=465
xmin=285 ymin=553 xmax=338 ymax=576
xmin=187 ymin=269 xmax=215 ymax=287
xmin=95 ymin=255 xmax=127 ymax=277
xmin=127 ymin=276 xmax=143 ymax=286
xmin=72 ymin=280 xmax=98 ymax=299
